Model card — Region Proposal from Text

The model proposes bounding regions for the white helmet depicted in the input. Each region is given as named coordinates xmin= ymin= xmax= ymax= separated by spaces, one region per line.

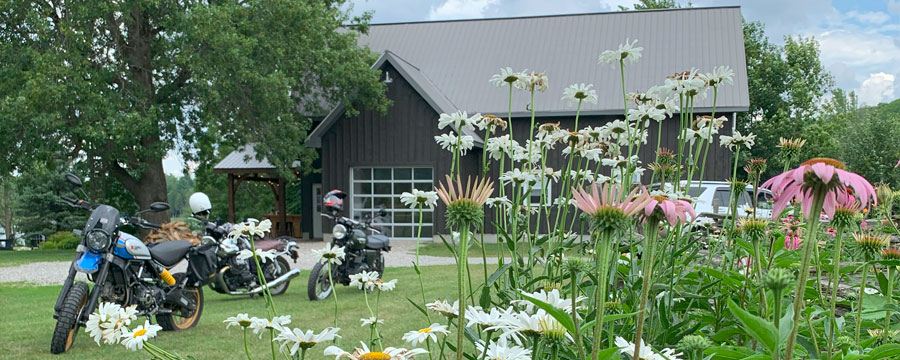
xmin=189 ymin=192 xmax=212 ymax=215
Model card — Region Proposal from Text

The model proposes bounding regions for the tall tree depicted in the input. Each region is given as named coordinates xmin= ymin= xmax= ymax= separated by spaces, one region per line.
xmin=0 ymin=0 xmax=388 ymax=223
xmin=739 ymin=21 xmax=834 ymax=173
xmin=0 ymin=176 xmax=16 ymax=248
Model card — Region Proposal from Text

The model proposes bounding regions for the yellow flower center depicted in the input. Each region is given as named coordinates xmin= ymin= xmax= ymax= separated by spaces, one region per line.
xmin=133 ymin=329 xmax=147 ymax=338
xmin=801 ymin=157 xmax=846 ymax=170
xmin=418 ymin=328 xmax=432 ymax=333
xmin=360 ymin=352 xmax=392 ymax=360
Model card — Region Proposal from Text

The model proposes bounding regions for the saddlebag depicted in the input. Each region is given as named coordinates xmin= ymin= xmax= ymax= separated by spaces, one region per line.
xmin=186 ymin=243 xmax=218 ymax=287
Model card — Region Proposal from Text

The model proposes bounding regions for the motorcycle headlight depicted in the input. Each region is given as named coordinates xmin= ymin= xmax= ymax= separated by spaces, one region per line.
xmin=332 ymin=224 xmax=347 ymax=239
xmin=85 ymin=230 xmax=111 ymax=251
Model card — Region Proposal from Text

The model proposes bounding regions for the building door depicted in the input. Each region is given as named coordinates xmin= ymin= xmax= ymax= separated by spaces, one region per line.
xmin=349 ymin=167 xmax=433 ymax=240
xmin=312 ymin=183 xmax=323 ymax=239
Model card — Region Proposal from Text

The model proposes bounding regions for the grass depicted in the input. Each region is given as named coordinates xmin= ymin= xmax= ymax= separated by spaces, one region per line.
xmin=416 ymin=240 xmax=584 ymax=258
xmin=0 ymin=264 xmax=495 ymax=360
xmin=0 ymin=249 xmax=74 ymax=267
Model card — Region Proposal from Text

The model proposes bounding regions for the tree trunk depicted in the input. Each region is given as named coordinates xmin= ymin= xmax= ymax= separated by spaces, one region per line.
xmin=133 ymin=159 xmax=171 ymax=225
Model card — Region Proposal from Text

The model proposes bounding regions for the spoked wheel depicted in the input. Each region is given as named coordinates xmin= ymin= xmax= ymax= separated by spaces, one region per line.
xmin=157 ymin=273 xmax=204 ymax=331
xmin=265 ymin=257 xmax=291 ymax=296
xmin=50 ymin=282 xmax=90 ymax=354
xmin=307 ymin=262 xmax=334 ymax=301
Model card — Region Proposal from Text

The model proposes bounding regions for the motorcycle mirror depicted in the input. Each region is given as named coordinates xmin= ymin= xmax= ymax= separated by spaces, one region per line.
xmin=149 ymin=202 xmax=170 ymax=212
xmin=63 ymin=173 xmax=83 ymax=187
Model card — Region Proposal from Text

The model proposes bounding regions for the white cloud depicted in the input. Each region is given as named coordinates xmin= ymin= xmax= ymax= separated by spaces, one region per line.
xmin=857 ymin=72 xmax=895 ymax=105
xmin=817 ymin=29 xmax=900 ymax=68
xmin=846 ymin=10 xmax=891 ymax=24
xmin=429 ymin=0 xmax=499 ymax=20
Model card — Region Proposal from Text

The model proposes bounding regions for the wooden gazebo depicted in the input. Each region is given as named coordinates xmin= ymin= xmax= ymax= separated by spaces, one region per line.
xmin=213 ymin=144 xmax=301 ymax=238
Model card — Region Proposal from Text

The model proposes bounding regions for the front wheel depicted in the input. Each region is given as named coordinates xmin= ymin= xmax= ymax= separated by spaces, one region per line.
xmin=265 ymin=256 xmax=291 ymax=296
xmin=157 ymin=273 xmax=204 ymax=331
xmin=307 ymin=262 xmax=334 ymax=301
xmin=50 ymin=282 xmax=90 ymax=354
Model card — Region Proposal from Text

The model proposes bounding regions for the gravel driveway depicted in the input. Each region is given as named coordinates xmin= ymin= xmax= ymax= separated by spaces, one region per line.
xmin=0 ymin=241 xmax=501 ymax=286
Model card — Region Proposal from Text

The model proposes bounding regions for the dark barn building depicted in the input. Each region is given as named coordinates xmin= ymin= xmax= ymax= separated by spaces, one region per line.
xmin=305 ymin=7 xmax=750 ymax=241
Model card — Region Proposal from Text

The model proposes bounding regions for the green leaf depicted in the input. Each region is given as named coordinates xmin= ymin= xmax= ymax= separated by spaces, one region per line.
xmin=520 ymin=292 xmax=576 ymax=335
xmin=727 ymin=299 xmax=778 ymax=353
xmin=867 ymin=344 xmax=900 ymax=359
xmin=596 ymin=348 xmax=620 ymax=360
xmin=487 ymin=263 xmax=512 ymax=286
xmin=706 ymin=345 xmax=755 ymax=360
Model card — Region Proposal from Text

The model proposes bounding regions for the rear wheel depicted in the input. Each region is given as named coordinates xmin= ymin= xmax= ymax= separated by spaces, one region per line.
xmin=157 ymin=273 xmax=204 ymax=331
xmin=265 ymin=257 xmax=291 ymax=296
xmin=307 ymin=262 xmax=334 ymax=301
xmin=50 ymin=282 xmax=90 ymax=354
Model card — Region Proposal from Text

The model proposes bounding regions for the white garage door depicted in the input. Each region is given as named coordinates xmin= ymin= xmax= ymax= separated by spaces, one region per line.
xmin=350 ymin=167 xmax=433 ymax=239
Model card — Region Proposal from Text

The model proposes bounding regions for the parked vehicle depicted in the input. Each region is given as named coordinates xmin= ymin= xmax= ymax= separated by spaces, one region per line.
xmin=308 ymin=190 xmax=391 ymax=300
xmin=651 ymin=180 xmax=775 ymax=221
xmin=51 ymin=174 xmax=211 ymax=354
xmin=188 ymin=192 xmax=301 ymax=297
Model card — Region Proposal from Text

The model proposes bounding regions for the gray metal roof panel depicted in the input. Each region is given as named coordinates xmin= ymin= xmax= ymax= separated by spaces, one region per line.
xmin=214 ymin=144 xmax=275 ymax=171
xmin=358 ymin=7 xmax=749 ymax=116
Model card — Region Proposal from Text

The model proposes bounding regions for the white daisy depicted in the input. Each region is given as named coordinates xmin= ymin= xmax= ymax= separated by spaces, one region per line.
xmin=615 ymin=336 xmax=683 ymax=360
xmin=598 ymin=38 xmax=643 ymax=66
xmin=359 ymin=317 xmax=384 ymax=327
xmin=237 ymin=248 xmax=277 ymax=263
xmin=518 ymin=71 xmax=548 ymax=92
xmin=701 ymin=65 xmax=735 ymax=87
xmin=348 ymin=271 xmax=381 ymax=291
xmin=275 ymin=327 xmax=341 ymax=355
xmin=120 ymin=320 xmax=162 ymax=351
xmin=720 ymin=131 xmax=756 ymax=151
xmin=324 ymin=342 xmax=428 ymax=360
xmin=499 ymin=168 xmax=537 ymax=185
xmin=465 ymin=306 xmax=507 ymax=329
xmin=399 ymin=189 xmax=439 ymax=210
xmin=228 ymin=218 xmax=272 ymax=239
xmin=312 ymin=244 xmax=346 ymax=266
xmin=437 ymin=111 xmax=474 ymax=132
xmin=486 ymin=196 xmax=512 ymax=209
xmin=475 ymin=337 xmax=532 ymax=360
xmin=561 ymin=83 xmax=598 ymax=105
xmin=485 ymin=135 xmax=517 ymax=160
xmin=375 ymin=278 xmax=398 ymax=292
xmin=426 ymin=299 xmax=462 ymax=319
xmin=627 ymin=104 xmax=666 ymax=123
xmin=224 ymin=313 xmax=253 ymax=329
xmin=490 ymin=67 xmax=523 ymax=88
xmin=402 ymin=323 xmax=450 ymax=346
xmin=85 ymin=302 xmax=136 ymax=345
xmin=516 ymin=289 xmax=586 ymax=314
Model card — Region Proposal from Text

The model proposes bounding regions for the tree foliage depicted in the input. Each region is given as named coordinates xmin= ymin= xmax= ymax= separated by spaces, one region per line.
xmin=0 ymin=0 xmax=389 ymax=222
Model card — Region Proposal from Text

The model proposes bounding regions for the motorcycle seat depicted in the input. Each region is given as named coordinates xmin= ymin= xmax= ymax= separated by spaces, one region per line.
xmin=148 ymin=240 xmax=192 ymax=267
xmin=365 ymin=234 xmax=389 ymax=250
xmin=254 ymin=239 xmax=285 ymax=252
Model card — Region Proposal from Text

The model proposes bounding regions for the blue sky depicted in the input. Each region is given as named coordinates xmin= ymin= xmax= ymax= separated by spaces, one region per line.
xmin=163 ymin=0 xmax=900 ymax=175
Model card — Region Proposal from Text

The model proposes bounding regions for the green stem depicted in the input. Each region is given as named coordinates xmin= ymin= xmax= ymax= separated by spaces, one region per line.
xmin=591 ymin=231 xmax=613 ymax=360
xmin=884 ymin=267 xmax=895 ymax=334
xmin=300 ymin=348 xmax=307 ymax=360
xmin=633 ymin=222 xmax=659 ymax=360
xmin=697 ymin=86 xmax=719 ymax=189
xmin=855 ymin=260 xmax=870 ymax=343
xmin=784 ymin=191 xmax=827 ymax=359
xmin=773 ymin=287 xmax=784 ymax=360
xmin=827 ymin=227 xmax=845 ymax=360
xmin=415 ymin=204 xmax=432 ymax=322
xmin=270 ymin=329 xmax=277 ymax=360
xmin=456 ymin=225 xmax=471 ymax=360
xmin=570 ymin=269 xmax=586 ymax=360
xmin=243 ymin=328 xmax=252 ymax=360
xmin=328 ymin=262 xmax=338 ymax=328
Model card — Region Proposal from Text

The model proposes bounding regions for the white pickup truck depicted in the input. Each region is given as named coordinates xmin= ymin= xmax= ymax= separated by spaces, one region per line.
xmin=651 ymin=180 xmax=775 ymax=221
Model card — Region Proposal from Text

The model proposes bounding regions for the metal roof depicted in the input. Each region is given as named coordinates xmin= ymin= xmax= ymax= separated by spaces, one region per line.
xmin=307 ymin=51 xmax=483 ymax=148
xmin=213 ymin=144 xmax=301 ymax=173
xmin=357 ymin=6 xmax=749 ymax=117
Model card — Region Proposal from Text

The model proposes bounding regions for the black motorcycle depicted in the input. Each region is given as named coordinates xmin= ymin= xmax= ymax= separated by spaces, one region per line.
xmin=199 ymin=219 xmax=300 ymax=296
xmin=307 ymin=205 xmax=391 ymax=300
xmin=50 ymin=174 xmax=213 ymax=354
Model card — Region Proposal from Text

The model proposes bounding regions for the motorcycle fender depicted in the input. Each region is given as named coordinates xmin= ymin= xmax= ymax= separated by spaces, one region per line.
xmin=75 ymin=251 xmax=103 ymax=274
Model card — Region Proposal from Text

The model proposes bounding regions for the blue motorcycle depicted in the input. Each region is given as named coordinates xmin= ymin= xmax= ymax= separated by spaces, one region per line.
xmin=50 ymin=174 xmax=215 ymax=354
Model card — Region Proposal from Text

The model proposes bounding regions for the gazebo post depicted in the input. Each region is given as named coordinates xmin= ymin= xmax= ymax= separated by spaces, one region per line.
xmin=278 ymin=178 xmax=287 ymax=236
xmin=227 ymin=173 xmax=236 ymax=223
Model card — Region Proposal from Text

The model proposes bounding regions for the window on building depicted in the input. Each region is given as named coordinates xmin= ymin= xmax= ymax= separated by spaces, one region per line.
xmin=350 ymin=167 xmax=433 ymax=239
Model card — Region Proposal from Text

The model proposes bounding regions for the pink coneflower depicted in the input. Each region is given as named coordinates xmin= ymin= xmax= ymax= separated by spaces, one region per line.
xmin=761 ymin=157 xmax=876 ymax=220
xmin=642 ymin=195 xmax=696 ymax=226
xmin=825 ymin=227 xmax=836 ymax=238
xmin=572 ymin=182 xmax=651 ymax=234
xmin=784 ymin=234 xmax=802 ymax=250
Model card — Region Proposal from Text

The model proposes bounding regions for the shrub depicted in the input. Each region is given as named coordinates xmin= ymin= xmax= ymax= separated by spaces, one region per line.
xmin=42 ymin=231 xmax=80 ymax=250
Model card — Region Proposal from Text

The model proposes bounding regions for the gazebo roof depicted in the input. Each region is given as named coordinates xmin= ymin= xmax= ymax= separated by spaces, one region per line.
xmin=213 ymin=144 xmax=300 ymax=174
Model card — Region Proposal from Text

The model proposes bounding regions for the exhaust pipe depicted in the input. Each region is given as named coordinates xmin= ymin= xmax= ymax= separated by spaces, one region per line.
xmin=226 ymin=268 xmax=301 ymax=295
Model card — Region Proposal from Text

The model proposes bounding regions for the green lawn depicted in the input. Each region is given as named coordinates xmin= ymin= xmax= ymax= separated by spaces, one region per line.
xmin=0 ymin=249 xmax=74 ymax=267
xmin=0 ymin=264 xmax=490 ymax=360
xmin=416 ymin=241 xmax=583 ymax=258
